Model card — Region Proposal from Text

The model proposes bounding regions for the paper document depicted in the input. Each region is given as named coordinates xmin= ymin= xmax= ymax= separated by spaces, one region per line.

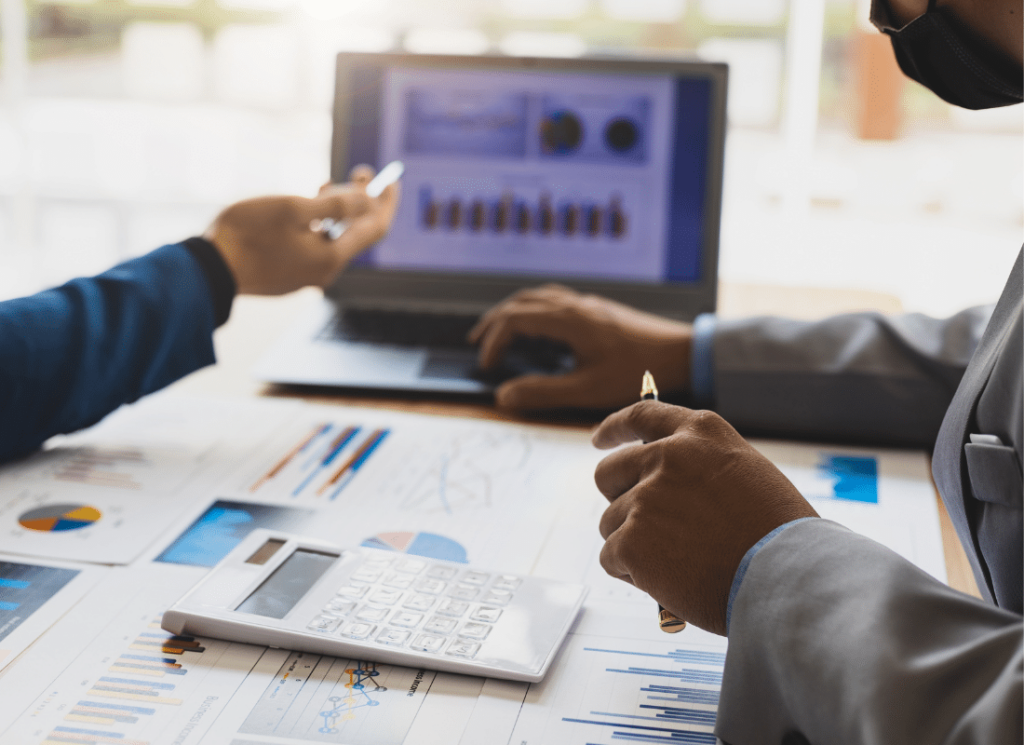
xmin=0 ymin=392 xmax=949 ymax=745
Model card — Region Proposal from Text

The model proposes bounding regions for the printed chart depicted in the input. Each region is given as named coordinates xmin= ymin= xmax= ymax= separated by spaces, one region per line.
xmin=756 ymin=441 xmax=946 ymax=581
xmin=511 ymin=633 xmax=726 ymax=745
xmin=156 ymin=500 xmax=315 ymax=568
xmin=361 ymin=531 xmax=468 ymax=563
xmin=18 ymin=503 xmax=102 ymax=532
xmin=247 ymin=424 xmax=390 ymax=502
xmin=0 ymin=567 xmax=267 ymax=745
xmin=236 ymin=651 xmax=431 ymax=745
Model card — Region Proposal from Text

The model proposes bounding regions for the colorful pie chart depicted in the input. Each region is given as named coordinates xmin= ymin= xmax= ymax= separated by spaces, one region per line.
xmin=18 ymin=504 xmax=102 ymax=532
xmin=361 ymin=531 xmax=468 ymax=564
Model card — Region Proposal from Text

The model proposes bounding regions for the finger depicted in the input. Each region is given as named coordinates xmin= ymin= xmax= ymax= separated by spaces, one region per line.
xmin=474 ymin=306 xmax=582 ymax=370
xmin=349 ymin=164 xmax=376 ymax=186
xmin=594 ymin=443 xmax=647 ymax=501
xmin=598 ymin=485 xmax=636 ymax=538
xmin=469 ymin=284 xmax=579 ymax=342
xmin=494 ymin=368 xmax=603 ymax=410
xmin=591 ymin=400 xmax=696 ymax=450
xmin=305 ymin=189 xmax=372 ymax=223
xmin=598 ymin=534 xmax=635 ymax=586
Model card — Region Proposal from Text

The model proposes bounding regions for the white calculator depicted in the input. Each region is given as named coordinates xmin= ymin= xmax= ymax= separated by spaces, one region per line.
xmin=162 ymin=530 xmax=587 ymax=682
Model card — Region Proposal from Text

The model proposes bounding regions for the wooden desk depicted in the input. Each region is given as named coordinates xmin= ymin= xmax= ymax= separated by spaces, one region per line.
xmin=171 ymin=282 xmax=980 ymax=599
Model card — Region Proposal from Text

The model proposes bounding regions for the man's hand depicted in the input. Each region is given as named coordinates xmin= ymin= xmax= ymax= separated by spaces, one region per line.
xmin=204 ymin=165 xmax=400 ymax=295
xmin=592 ymin=400 xmax=819 ymax=636
xmin=468 ymin=284 xmax=693 ymax=410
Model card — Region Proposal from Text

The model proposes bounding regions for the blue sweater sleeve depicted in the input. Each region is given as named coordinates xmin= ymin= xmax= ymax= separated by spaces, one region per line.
xmin=0 ymin=243 xmax=226 ymax=463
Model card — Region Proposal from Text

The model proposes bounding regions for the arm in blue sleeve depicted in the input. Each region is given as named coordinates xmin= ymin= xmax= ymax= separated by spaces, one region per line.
xmin=0 ymin=239 xmax=235 ymax=463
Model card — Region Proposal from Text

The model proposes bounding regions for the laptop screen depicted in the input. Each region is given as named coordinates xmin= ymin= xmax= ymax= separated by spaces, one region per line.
xmin=340 ymin=58 xmax=718 ymax=286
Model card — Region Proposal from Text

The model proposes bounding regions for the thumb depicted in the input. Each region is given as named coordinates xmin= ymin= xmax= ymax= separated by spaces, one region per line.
xmin=495 ymin=370 xmax=599 ymax=410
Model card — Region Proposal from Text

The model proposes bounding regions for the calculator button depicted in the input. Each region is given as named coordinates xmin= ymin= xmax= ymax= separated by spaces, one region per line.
xmin=461 ymin=571 xmax=490 ymax=586
xmin=369 ymin=588 xmax=403 ymax=606
xmin=383 ymin=573 xmax=414 ymax=590
xmin=325 ymin=600 xmax=356 ymax=615
xmin=414 ymin=578 xmax=447 ymax=595
xmin=336 ymin=585 xmax=368 ymax=599
xmin=362 ymin=554 xmax=393 ymax=569
xmin=446 ymin=640 xmax=481 ymax=659
xmin=470 ymin=606 xmax=502 ymax=623
xmin=403 ymin=593 xmax=436 ymax=612
xmin=394 ymin=559 xmax=427 ymax=574
xmin=424 ymin=616 xmax=458 ymax=635
xmin=410 ymin=633 xmax=446 ymax=654
xmin=340 ymin=622 xmax=376 ymax=640
xmin=390 ymin=611 xmax=423 ymax=628
xmin=426 ymin=565 xmax=458 ymax=580
xmin=307 ymin=615 xmax=341 ymax=632
xmin=492 ymin=575 xmax=521 ymax=591
xmin=459 ymin=622 xmax=491 ymax=640
xmin=355 ymin=606 xmax=389 ymax=622
xmin=375 ymin=627 xmax=411 ymax=647
xmin=436 ymin=599 xmax=468 ymax=618
xmin=481 ymin=589 xmax=513 ymax=606
xmin=351 ymin=568 xmax=384 ymax=583
xmin=448 ymin=584 xmax=478 ymax=601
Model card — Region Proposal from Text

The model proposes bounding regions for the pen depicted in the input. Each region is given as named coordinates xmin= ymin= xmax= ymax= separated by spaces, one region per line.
xmin=310 ymin=160 xmax=405 ymax=240
xmin=641 ymin=370 xmax=688 ymax=634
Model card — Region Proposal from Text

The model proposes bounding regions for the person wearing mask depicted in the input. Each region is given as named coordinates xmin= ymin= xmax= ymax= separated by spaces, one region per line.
xmin=0 ymin=168 xmax=398 ymax=463
xmin=472 ymin=0 xmax=1022 ymax=740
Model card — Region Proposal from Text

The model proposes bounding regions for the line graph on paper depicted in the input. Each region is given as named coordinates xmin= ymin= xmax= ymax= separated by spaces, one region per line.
xmin=389 ymin=431 xmax=534 ymax=515
xmin=237 ymin=651 xmax=430 ymax=745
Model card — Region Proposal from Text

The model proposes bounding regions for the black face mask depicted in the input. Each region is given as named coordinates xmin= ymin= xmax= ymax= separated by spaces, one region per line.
xmin=875 ymin=0 xmax=1023 ymax=110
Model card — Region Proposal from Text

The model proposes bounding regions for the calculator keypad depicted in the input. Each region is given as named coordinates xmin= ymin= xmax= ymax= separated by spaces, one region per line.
xmin=310 ymin=552 xmax=524 ymax=660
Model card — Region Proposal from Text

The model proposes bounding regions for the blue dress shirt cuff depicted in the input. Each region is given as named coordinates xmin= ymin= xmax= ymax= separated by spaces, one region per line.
xmin=726 ymin=517 xmax=816 ymax=634
xmin=691 ymin=312 xmax=717 ymax=408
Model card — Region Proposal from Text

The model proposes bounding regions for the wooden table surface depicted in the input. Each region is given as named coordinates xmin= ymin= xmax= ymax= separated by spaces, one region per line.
xmin=170 ymin=281 xmax=980 ymax=599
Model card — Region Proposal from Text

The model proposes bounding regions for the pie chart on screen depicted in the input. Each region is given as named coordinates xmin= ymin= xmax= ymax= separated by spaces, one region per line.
xmin=361 ymin=531 xmax=468 ymax=564
xmin=19 ymin=504 xmax=102 ymax=532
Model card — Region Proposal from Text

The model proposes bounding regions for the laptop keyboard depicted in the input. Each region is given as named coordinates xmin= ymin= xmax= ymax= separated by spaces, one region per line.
xmin=318 ymin=307 xmax=574 ymax=379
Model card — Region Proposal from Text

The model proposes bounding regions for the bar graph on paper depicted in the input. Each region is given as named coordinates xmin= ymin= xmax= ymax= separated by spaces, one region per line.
xmin=512 ymin=637 xmax=725 ymax=745
xmin=248 ymin=423 xmax=390 ymax=501
xmin=40 ymin=619 xmax=206 ymax=745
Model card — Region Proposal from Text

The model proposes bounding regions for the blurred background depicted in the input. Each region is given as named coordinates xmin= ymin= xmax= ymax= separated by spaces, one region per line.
xmin=0 ymin=0 xmax=1020 ymax=316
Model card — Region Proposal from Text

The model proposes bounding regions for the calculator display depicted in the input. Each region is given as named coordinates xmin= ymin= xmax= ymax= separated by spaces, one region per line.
xmin=236 ymin=549 xmax=338 ymax=619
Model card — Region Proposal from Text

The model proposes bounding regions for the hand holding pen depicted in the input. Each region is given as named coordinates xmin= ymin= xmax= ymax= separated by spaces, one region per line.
xmin=310 ymin=161 xmax=405 ymax=241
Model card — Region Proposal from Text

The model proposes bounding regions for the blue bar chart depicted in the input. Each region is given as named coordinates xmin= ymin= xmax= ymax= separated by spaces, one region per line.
xmin=561 ymin=646 xmax=724 ymax=744
xmin=248 ymin=423 xmax=390 ymax=501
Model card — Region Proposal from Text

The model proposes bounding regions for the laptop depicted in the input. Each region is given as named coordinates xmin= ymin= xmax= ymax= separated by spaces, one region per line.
xmin=254 ymin=51 xmax=728 ymax=394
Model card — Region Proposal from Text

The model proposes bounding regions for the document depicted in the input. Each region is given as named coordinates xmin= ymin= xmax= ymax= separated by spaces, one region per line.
xmin=0 ymin=392 xmax=950 ymax=745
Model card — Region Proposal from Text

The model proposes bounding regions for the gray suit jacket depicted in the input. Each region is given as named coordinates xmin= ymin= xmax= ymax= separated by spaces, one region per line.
xmin=712 ymin=250 xmax=1023 ymax=743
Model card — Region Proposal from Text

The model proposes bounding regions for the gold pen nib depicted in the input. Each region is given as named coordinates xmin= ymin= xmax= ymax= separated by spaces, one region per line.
xmin=659 ymin=608 xmax=687 ymax=633
xmin=641 ymin=370 xmax=658 ymax=401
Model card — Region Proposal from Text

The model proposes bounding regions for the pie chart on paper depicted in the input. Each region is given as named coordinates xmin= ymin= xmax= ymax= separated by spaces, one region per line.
xmin=361 ymin=531 xmax=468 ymax=564
xmin=18 ymin=504 xmax=102 ymax=532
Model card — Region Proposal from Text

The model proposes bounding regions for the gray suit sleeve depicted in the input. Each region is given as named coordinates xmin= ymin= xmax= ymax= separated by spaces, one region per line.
xmin=711 ymin=307 xmax=993 ymax=447
xmin=717 ymin=519 xmax=1023 ymax=745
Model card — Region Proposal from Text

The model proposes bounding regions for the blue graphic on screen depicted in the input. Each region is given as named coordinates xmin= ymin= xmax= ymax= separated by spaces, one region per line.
xmin=817 ymin=455 xmax=879 ymax=503
xmin=156 ymin=500 xmax=313 ymax=567
xmin=0 ymin=562 xmax=79 ymax=641
xmin=404 ymin=90 xmax=528 ymax=158
xmin=564 ymin=646 xmax=724 ymax=744
xmin=538 ymin=93 xmax=649 ymax=164
xmin=346 ymin=64 xmax=714 ymax=284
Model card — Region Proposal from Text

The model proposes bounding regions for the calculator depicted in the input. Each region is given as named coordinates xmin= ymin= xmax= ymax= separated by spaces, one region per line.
xmin=162 ymin=530 xmax=587 ymax=682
